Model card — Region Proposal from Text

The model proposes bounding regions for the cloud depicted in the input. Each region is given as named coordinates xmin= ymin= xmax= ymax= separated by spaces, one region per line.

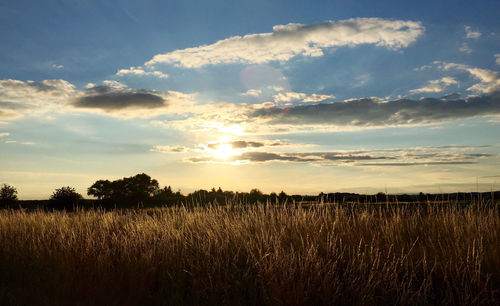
xmin=241 ymin=89 xmax=262 ymax=97
xmin=251 ymin=92 xmax=500 ymax=127
xmin=495 ymin=54 xmax=500 ymax=65
xmin=360 ymin=161 xmax=476 ymax=166
xmin=410 ymin=77 xmax=458 ymax=94
xmin=441 ymin=93 xmax=461 ymax=100
xmin=413 ymin=64 xmax=432 ymax=71
xmin=273 ymin=91 xmax=306 ymax=103
xmin=116 ymin=66 xmax=169 ymax=78
xmin=459 ymin=43 xmax=472 ymax=54
xmin=73 ymin=84 xmax=167 ymax=111
xmin=440 ymin=63 xmax=500 ymax=93
xmin=273 ymin=91 xmax=335 ymax=104
xmin=205 ymin=140 xmax=286 ymax=150
xmin=303 ymin=94 xmax=335 ymax=103
xmin=151 ymin=145 xmax=189 ymax=153
xmin=51 ymin=64 xmax=64 ymax=69
xmin=145 ymin=18 xmax=424 ymax=68
xmin=0 ymin=132 xmax=9 ymax=137
xmin=465 ymin=26 xmax=481 ymax=39
xmin=0 ymin=109 xmax=22 ymax=120
xmin=0 ymin=79 xmax=75 ymax=106
xmin=435 ymin=62 xmax=500 ymax=93
xmin=0 ymin=78 xmax=196 ymax=119
xmin=187 ymin=146 xmax=494 ymax=166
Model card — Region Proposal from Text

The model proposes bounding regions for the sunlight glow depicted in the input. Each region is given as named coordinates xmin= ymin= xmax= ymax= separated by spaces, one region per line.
xmin=212 ymin=143 xmax=235 ymax=159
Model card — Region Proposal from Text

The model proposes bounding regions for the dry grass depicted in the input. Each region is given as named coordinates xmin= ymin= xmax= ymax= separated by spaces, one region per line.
xmin=0 ymin=202 xmax=499 ymax=305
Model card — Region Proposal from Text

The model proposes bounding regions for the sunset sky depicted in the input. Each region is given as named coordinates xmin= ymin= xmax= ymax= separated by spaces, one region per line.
xmin=1 ymin=0 xmax=500 ymax=199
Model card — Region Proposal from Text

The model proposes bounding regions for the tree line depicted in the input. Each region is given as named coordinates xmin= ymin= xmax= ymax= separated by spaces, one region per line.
xmin=0 ymin=174 xmax=296 ymax=210
xmin=2 ymin=174 xmax=499 ymax=210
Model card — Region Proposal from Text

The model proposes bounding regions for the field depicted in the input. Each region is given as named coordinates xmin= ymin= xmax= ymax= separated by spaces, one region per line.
xmin=0 ymin=201 xmax=499 ymax=305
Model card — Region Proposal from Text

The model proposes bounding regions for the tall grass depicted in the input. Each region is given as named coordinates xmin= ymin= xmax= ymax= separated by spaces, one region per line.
xmin=0 ymin=202 xmax=498 ymax=305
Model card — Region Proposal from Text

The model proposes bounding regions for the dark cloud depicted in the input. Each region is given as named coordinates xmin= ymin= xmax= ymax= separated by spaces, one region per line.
xmin=73 ymin=85 xmax=166 ymax=110
xmin=360 ymin=162 xmax=477 ymax=166
xmin=206 ymin=140 xmax=285 ymax=150
xmin=251 ymin=92 xmax=500 ymax=126
xmin=188 ymin=147 xmax=495 ymax=166
xmin=207 ymin=141 xmax=265 ymax=150
xmin=441 ymin=93 xmax=461 ymax=100
xmin=190 ymin=151 xmax=395 ymax=163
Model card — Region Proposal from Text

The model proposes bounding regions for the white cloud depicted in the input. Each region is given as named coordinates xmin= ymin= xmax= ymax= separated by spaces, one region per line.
xmin=303 ymin=94 xmax=335 ymax=103
xmin=495 ymin=54 xmax=500 ymax=65
xmin=352 ymin=73 xmax=371 ymax=88
xmin=241 ymin=89 xmax=262 ymax=97
xmin=0 ymin=79 xmax=76 ymax=106
xmin=151 ymin=145 xmax=189 ymax=153
xmin=459 ymin=43 xmax=472 ymax=54
xmin=0 ymin=132 xmax=9 ymax=137
xmin=413 ymin=64 xmax=432 ymax=71
xmin=440 ymin=62 xmax=500 ymax=93
xmin=410 ymin=77 xmax=458 ymax=94
xmin=51 ymin=64 xmax=64 ymax=69
xmin=273 ymin=91 xmax=306 ymax=103
xmin=116 ymin=66 xmax=169 ymax=78
xmin=465 ymin=26 xmax=481 ymax=39
xmin=272 ymin=92 xmax=335 ymax=104
xmin=268 ymin=86 xmax=285 ymax=92
xmin=145 ymin=18 xmax=424 ymax=68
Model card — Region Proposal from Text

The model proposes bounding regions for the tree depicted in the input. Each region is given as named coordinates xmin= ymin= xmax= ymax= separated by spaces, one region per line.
xmin=248 ymin=188 xmax=264 ymax=203
xmin=87 ymin=179 xmax=113 ymax=200
xmin=49 ymin=186 xmax=83 ymax=209
xmin=0 ymin=184 xmax=18 ymax=206
xmin=87 ymin=173 xmax=160 ymax=207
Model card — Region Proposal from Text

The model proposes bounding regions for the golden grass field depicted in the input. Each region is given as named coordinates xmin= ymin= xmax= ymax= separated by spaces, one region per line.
xmin=0 ymin=202 xmax=499 ymax=305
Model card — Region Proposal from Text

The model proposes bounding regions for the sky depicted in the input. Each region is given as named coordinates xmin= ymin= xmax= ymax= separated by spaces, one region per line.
xmin=1 ymin=0 xmax=500 ymax=199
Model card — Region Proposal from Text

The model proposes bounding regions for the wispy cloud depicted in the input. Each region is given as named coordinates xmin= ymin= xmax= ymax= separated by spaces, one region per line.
xmin=145 ymin=18 xmax=424 ymax=68
xmin=0 ymin=79 xmax=75 ymax=106
xmin=51 ymin=64 xmax=64 ymax=69
xmin=303 ymin=94 xmax=335 ymax=103
xmin=0 ymin=109 xmax=22 ymax=120
xmin=439 ymin=62 xmax=500 ymax=93
xmin=273 ymin=91 xmax=334 ymax=104
xmin=241 ymin=89 xmax=262 ymax=97
xmin=187 ymin=145 xmax=494 ymax=166
xmin=273 ymin=91 xmax=306 ymax=103
xmin=151 ymin=145 xmax=189 ymax=153
xmin=465 ymin=25 xmax=481 ymax=39
xmin=459 ymin=43 xmax=472 ymax=54
xmin=495 ymin=54 xmax=500 ymax=65
xmin=116 ymin=66 xmax=169 ymax=78
xmin=410 ymin=77 xmax=457 ymax=94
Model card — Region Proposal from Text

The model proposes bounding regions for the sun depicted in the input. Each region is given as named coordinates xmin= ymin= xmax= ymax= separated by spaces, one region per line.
xmin=212 ymin=143 xmax=235 ymax=159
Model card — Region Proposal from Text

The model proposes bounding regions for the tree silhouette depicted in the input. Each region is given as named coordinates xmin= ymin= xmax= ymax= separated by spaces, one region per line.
xmin=0 ymin=184 xmax=18 ymax=207
xmin=49 ymin=186 xmax=83 ymax=210
xmin=87 ymin=173 xmax=160 ymax=207
xmin=87 ymin=180 xmax=113 ymax=200
xmin=248 ymin=189 xmax=264 ymax=203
